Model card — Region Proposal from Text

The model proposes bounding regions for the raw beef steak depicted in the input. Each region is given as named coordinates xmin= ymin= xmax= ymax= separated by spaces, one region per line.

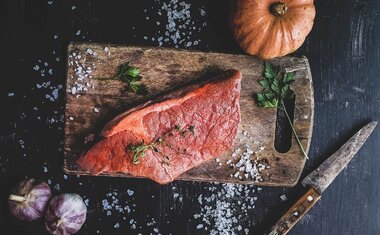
xmin=78 ymin=69 xmax=242 ymax=184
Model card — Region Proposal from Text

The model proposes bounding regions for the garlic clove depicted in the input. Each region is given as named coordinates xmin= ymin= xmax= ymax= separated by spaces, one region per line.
xmin=8 ymin=178 xmax=52 ymax=221
xmin=45 ymin=193 xmax=87 ymax=235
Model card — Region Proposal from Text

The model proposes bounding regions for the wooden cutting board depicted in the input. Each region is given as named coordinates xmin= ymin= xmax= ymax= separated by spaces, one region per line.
xmin=63 ymin=42 xmax=313 ymax=187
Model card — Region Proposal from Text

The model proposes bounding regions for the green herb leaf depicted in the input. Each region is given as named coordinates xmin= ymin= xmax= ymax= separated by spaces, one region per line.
xmin=256 ymin=62 xmax=308 ymax=159
xmin=129 ymin=142 xmax=151 ymax=165
xmin=263 ymin=62 xmax=279 ymax=80
xmin=259 ymin=79 xmax=270 ymax=89
xmin=256 ymin=63 xmax=296 ymax=108
xmin=270 ymin=79 xmax=280 ymax=94
xmin=283 ymin=72 xmax=295 ymax=84
xmin=94 ymin=62 xmax=147 ymax=95
xmin=128 ymin=123 xmax=196 ymax=164
xmin=126 ymin=67 xmax=140 ymax=78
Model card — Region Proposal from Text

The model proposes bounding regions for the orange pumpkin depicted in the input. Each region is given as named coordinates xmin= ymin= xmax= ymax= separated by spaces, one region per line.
xmin=229 ymin=0 xmax=316 ymax=59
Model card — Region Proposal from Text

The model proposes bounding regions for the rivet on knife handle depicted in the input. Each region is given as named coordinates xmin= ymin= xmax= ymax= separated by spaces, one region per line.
xmin=268 ymin=188 xmax=321 ymax=235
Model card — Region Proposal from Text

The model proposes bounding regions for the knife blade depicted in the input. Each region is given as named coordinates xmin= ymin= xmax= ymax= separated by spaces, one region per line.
xmin=268 ymin=121 xmax=377 ymax=235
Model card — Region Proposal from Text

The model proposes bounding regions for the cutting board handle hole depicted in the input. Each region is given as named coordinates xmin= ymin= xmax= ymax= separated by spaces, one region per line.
xmin=274 ymin=95 xmax=296 ymax=153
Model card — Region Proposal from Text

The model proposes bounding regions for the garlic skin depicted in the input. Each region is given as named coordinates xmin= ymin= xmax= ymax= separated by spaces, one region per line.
xmin=8 ymin=178 xmax=52 ymax=221
xmin=45 ymin=193 xmax=87 ymax=235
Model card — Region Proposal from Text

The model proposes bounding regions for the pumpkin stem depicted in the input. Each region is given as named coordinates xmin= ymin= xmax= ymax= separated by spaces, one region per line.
xmin=270 ymin=2 xmax=288 ymax=16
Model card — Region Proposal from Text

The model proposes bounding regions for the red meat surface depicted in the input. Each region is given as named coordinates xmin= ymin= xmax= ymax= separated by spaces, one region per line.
xmin=77 ymin=69 xmax=242 ymax=184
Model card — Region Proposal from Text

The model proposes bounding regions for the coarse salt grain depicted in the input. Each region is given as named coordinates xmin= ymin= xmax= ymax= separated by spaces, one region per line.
xmin=144 ymin=0 xmax=207 ymax=48
xmin=194 ymin=183 xmax=260 ymax=234
xmin=228 ymin=144 xmax=269 ymax=182
xmin=67 ymin=50 xmax=95 ymax=96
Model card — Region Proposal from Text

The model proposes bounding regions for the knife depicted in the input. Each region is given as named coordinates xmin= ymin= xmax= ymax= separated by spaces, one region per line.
xmin=268 ymin=121 xmax=378 ymax=235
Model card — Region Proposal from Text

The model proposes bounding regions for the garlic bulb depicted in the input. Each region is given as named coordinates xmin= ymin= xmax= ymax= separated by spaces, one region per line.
xmin=45 ymin=193 xmax=87 ymax=235
xmin=8 ymin=178 xmax=52 ymax=221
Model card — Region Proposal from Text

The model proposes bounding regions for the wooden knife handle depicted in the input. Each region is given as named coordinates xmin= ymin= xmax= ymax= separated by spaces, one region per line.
xmin=268 ymin=187 xmax=321 ymax=235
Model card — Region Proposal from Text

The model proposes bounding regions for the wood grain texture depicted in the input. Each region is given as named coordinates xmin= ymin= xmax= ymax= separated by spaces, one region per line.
xmin=63 ymin=43 xmax=314 ymax=186
xmin=1 ymin=0 xmax=380 ymax=235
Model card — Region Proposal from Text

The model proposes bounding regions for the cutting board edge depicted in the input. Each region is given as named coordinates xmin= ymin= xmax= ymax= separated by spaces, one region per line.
xmin=63 ymin=167 xmax=300 ymax=187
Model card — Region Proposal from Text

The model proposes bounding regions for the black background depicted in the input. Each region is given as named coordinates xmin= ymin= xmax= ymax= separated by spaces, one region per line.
xmin=0 ymin=0 xmax=379 ymax=234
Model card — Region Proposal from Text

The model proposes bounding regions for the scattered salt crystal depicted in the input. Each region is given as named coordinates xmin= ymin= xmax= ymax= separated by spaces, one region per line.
xmin=196 ymin=224 xmax=204 ymax=229
xmin=8 ymin=93 xmax=15 ymax=97
xmin=69 ymin=116 xmax=74 ymax=121
xmin=72 ymin=5 xmax=76 ymax=10
xmin=52 ymin=89 xmax=59 ymax=100
xmin=48 ymin=1 xmax=53 ymax=4
xmin=307 ymin=196 xmax=314 ymax=202
xmin=200 ymin=8 xmax=206 ymax=16
xmin=63 ymin=175 xmax=68 ymax=180
xmin=280 ymin=195 xmax=288 ymax=201
xmin=94 ymin=107 xmax=99 ymax=113
xmin=127 ymin=189 xmax=134 ymax=196
xmin=114 ymin=223 xmax=120 ymax=229
xmin=54 ymin=184 xmax=60 ymax=191
xmin=33 ymin=65 xmax=40 ymax=71
xmin=75 ymin=30 xmax=81 ymax=35
xmin=104 ymin=47 xmax=109 ymax=52
xmin=86 ymin=48 xmax=94 ymax=55
xmin=53 ymin=35 xmax=58 ymax=39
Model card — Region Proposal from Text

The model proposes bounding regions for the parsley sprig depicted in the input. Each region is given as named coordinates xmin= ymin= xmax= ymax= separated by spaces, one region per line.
xmin=256 ymin=63 xmax=308 ymax=159
xmin=94 ymin=63 xmax=147 ymax=95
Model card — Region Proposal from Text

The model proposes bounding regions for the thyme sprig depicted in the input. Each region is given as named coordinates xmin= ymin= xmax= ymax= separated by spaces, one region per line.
xmin=129 ymin=124 xmax=195 ymax=165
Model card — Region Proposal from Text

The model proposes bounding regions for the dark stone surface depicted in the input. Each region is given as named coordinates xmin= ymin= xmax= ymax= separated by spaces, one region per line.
xmin=0 ymin=0 xmax=379 ymax=234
